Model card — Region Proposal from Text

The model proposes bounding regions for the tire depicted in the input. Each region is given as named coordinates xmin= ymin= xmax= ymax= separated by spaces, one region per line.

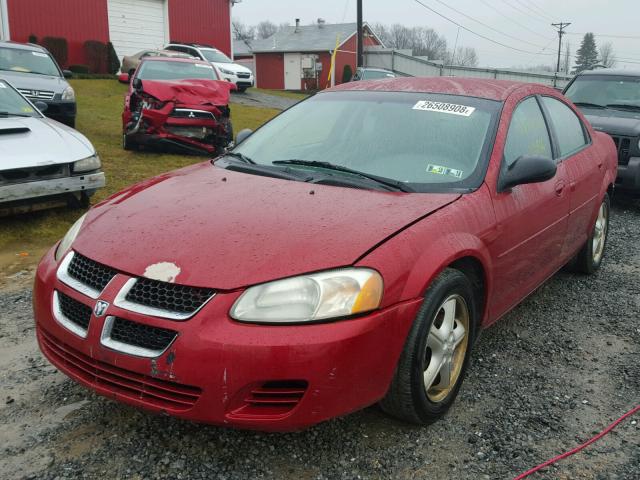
xmin=380 ymin=268 xmax=478 ymax=424
xmin=67 ymin=191 xmax=90 ymax=209
xmin=123 ymin=133 xmax=137 ymax=151
xmin=237 ymin=87 xmax=247 ymax=93
xmin=574 ymin=193 xmax=610 ymax=274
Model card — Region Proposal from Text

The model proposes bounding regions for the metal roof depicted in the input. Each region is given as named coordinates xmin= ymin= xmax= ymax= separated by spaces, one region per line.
xmin=233 ymin=39 xmax=253 ymax=56
xmin=251 ymin=22 xmax=361 ymax=53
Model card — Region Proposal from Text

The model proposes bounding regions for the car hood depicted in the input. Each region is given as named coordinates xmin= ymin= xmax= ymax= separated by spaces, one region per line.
xmin=74 ymin=162 xmax=460 ymax=290
xmin=0 ymin=116 xmax=94 ymax=169
xmin=0 ymin=70 xmax=68 ymax=94
xmin=139 ymin=79 xmax=233 ymax=106
xmin=582 ymin=108 xmax=640 ymax=137
xmin=214 ymin=62 xmax=252 ymax=75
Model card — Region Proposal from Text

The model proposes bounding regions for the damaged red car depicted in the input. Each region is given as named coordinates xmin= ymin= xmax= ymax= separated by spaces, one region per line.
xmin=34 ymin=78 xmax=617 ymax=431
xmin=122 ymin=57 xmax=234 ymax=155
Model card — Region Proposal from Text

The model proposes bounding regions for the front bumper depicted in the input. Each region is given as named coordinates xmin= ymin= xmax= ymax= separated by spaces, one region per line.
xmin=0 ymin=172 xmax=105 ymax=203
xmin=33 ymin=247 xmax=421 ymax=431
xmin=42 ymin=100 xmax=77 ymax=126
xmin=615 ymin=157 xmax=640 ymax=193
xmin=221 ymin=73 xmax=254 ymax=89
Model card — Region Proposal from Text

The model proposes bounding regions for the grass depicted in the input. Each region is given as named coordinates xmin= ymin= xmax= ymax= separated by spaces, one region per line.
xmin=249 ymin=88 xmax=310 ymax=101
xmin=0 ymin=79 xmax=279 ymax=257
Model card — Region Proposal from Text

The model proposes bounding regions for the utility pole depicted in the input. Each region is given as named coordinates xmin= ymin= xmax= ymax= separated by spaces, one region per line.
xmin=552 ymin=22 xmax=571 ymax=73
xmin=357 ymin=0 xmax=363 ymax=67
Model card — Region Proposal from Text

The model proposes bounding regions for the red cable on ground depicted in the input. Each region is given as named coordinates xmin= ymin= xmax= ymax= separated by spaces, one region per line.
xmin=513 ymin=404 xmax=640 ymax=479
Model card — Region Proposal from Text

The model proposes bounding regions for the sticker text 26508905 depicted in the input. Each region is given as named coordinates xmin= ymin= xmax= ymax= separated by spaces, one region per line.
xmin=412 ymin=101 xmax=475 ymax=117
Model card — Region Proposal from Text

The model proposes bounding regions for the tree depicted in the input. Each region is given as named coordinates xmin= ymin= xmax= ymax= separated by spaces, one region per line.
xmin=573 ymin=33 xmax=598 ymax=73
xmin=562 ymin=41 xmax=571 ymax=73
xmin=446 ymin=47 xmax=478 ymax=67
xmin=599 ymin=42 xmax=617 ymax=68
xmin=232 ymin=20 xmax=255 ymax=41
xmin=256 ymin=20 xmax=278 ymax=39
xmin=372 ymin=24 xmax=448 ymax=61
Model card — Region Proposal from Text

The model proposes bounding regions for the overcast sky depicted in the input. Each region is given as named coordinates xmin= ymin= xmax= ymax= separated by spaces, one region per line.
xmin=232 ymin=0 xmax=640 ymax=69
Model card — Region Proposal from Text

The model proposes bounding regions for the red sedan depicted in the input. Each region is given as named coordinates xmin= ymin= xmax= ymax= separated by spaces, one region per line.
xmin=33 ymin=78 xmax=617 ymax=431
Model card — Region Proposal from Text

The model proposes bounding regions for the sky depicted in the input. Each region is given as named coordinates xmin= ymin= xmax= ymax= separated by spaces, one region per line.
xmin=232 ymin=0 xmax=640 ymax=70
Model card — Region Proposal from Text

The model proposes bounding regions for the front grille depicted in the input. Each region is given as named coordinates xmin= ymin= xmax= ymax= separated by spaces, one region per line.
xmin=40 ymin=328 xmax=201 ymax=410
xmin=57 ymin=292 xmax=92 ymax=330
xmin=110 ymin=317 xmax=177 ymax=352
xmin=170 ymin=109 xmax=215 ymax=120
xmin=125 ymin=278 xmax=214 ymax=315
xmin=0 ymin=164 xmax=69 ymax=186
xmin=237 ymin=73 xmax=251 ymax=79
xmin=67 ymin=253 xmax=117 ymax=293
xmin=17 ymin=88 xmax=55 ymax=100
xmin=610 ymin=135 xmax=632 ymax=166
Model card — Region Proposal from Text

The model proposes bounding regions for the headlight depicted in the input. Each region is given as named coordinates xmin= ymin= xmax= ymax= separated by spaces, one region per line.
xmin=230 ymin=268 xmax=383 ymax=324
xmin=54 ymin=213 xmax=87 ymax=262
xmin=61 ymin=86 xmax=75 ymax=101
xmin=219 ymin=68 xmax=234 ymax=75
xmin=73 ymin=154 xmax=101 ymax=173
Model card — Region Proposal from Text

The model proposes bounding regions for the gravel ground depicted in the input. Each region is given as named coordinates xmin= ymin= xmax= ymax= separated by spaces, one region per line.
xmin=1 ymin=199 xmax=638 ymax=480
xmin=230 ymin=90 xmax=301 ymax=110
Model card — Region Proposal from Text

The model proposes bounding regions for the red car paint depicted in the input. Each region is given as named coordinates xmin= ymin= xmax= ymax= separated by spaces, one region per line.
xmin=123 ymin=57 xmax=235 ymax=155
xmin=34 ymin=78 xmax=617 ymax=431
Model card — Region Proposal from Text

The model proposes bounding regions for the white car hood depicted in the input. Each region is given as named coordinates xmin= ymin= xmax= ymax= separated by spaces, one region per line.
xmin=214 ymin=62 xmax=252 ymax=75
xmin=1 ymin=116 xmax=94 ymax=170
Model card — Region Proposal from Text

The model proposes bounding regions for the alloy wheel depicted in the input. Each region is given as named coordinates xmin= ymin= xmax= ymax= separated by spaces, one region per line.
xmin=592 ymin=200 xmax=608 ymax=264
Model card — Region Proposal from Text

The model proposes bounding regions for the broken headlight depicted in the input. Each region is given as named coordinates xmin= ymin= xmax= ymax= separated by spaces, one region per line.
xmin=73 ymin=154 xmax=101 ymax=173
xmin=230 ymin=268 xmax=383 ymax=324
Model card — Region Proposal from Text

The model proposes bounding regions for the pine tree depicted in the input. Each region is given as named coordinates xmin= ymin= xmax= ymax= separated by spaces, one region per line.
xmin=573 ymin=33 xmax=598 ymax=73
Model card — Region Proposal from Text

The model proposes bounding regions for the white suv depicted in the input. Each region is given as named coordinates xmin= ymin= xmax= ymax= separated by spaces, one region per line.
xmin=165 ymin=43 xmax=254 ymax=92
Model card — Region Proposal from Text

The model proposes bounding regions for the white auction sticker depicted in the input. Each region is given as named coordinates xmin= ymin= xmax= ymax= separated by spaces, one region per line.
xmin=413 ymin=100 xmax=475 ymax=116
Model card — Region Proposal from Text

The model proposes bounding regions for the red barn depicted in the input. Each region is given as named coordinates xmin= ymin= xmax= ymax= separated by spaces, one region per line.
xmin=251 ymin=21 xmax=383 ymax=91
xmin=0 ymin=0 xmax=233 ymax=69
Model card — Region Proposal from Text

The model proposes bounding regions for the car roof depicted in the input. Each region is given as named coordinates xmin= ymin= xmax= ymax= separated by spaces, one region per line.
xmin=359 ymin=67 xmax=394 ymax=73
xmin=140 ymin=56 xmax=211 ymax=65
xmin=0 ymin=40 xmax=48 ymax=53
xmin=331 ymin=76 xmax=552 ymax=101
xmin=577 ymin=68 xmax=640 ymax=77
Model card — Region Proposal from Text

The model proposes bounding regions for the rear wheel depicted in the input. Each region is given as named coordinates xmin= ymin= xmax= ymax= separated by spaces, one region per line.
xmin=380 ymin=268 xmax=477 ymax=424
xmin=574 ymin=193 xmax=610 ymax=274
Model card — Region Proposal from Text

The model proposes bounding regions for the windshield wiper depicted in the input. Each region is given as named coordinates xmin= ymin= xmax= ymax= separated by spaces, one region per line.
xmin=272 ymin=159 xmax=414 ymax=192
xmin=223 ymin=151 xmax=256 ymax=164
xmin=572 ymin=101 xmax=605 ymax=109
xmin=214 ymin=157 xmax=313 ymax=182
xmin=606 ymin=103 xmax=640 ymax=112
xmin=0 ymin=111 xmax=33 ymax=117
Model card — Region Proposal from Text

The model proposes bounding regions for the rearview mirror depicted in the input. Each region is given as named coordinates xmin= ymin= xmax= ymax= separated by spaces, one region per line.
xmin=33 ymin=100 xmax=48 ymax=112
xmin=498 ymin=155 xmax=557 ymax=192
xmin=235 ymin=128 xmax=253 ymax=145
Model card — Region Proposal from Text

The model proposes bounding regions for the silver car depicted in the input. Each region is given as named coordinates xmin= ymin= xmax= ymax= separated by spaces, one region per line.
xmin=0 ymin=79 xmax=105 ymax=215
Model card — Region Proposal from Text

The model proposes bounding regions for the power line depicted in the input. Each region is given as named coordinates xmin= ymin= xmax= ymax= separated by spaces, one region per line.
xmin=566 ymin=32 xmax=640 ymax=40
xmin=477 ymin=0 xmax=555 ymax=42
xmin=429 ymin=0 xmax=549 ymax=49
xmin=520 ymin=0 xmax=556 ymax=21
xmin=411 ymin=0 xmax=556 ymax=57
xmin=498 ymin=0 xmax=550 ymax=25
xmin=513 ymin=0 xmax=554 ymax=22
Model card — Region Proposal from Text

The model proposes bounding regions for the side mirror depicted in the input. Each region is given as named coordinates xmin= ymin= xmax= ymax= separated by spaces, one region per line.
xmin=132 ymin=78 xmax=143 ymax=90
xmin=498 ymin=155 xmax=557 ymax=192
xmin=235 ymin=128 xmax=253 ymax=145
xmin=117 ymin=73 xmax=130 ymax=84
xmin=62 ymin=69 xmax=73 ymax=78
xmin=33 ymin=100 xmax=48 ymax=112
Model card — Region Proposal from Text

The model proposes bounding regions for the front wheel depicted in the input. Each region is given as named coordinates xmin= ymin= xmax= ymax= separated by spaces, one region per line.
xmin=380 ymin=268 xmax=477 ymax=424
xmin=574 ymin=193 xmax=610 ymax=274
xmin=123 ymin=133 xmax=137 ymax=151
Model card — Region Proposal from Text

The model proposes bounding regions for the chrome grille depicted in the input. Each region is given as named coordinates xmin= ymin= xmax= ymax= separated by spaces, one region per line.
xmin=237 ymin=73 xmax=251 ymax=79
xmin=52 ymin=291 xmax=92 ymax=338
xmin=101 ymin=317 xmax=177 ymax=357
xmin=17 ymin=88 xmax=55 ymax=100
xmin=170 ymin=108 xmax=215 ymax=120
xmin=67 ymin=252 xmax=117 ymax=295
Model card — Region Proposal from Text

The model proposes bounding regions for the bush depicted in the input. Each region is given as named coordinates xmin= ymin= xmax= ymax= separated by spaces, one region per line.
xmin=41 ymin=37 xmax=68 ymax=67
xmin=69 ymin=64 xmax=89 ymax=74
xmin=84 ymin=40 xmax=108 ymax=73
xmin=107 ymin=42 xmax=120 ymax=75
xmin=342 ymin=64 xmax=353 ymax=83
xmin=28 ymin=34 xmax=38 ymax=44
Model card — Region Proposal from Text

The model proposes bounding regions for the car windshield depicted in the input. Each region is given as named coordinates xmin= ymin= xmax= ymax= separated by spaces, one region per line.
xmin=137 ymin=61 xmax=218 ymax=81
xmin=233 ymin=91 xmax=500 ymax=191
xmin=565 ymin=75 xmax=640 ymax=108
xmin=0 ymin=47 xmax=61 ymax=76
xmin=0 ymin=80 xmax=40 ymax=117
xmin=200 ymin=49 xmax=232 ymax=64
xmin=362 ymin=70 xmax=396 ymax=80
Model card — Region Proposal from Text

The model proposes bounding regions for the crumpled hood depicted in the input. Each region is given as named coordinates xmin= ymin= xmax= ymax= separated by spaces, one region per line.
xmin=74 ymin=163 xmax=460 ymax=289
xmin=583 ymin=109 xmax=640 ymax=137
xmin=1 ymin=116 xmax=94 ymax=169
xmin=140 ymin=79 xmax=233 ymax=106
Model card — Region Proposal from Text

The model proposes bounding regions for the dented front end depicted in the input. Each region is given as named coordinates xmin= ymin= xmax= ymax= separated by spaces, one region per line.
xmin=124 ymin=79 xmax=233 ymax=155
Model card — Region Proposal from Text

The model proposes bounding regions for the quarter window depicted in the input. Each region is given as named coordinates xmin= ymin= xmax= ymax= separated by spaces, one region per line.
xmin=504 ymin=97 xmax=552 ymax=166
xmin=541 ymin=97 xmax=588 ymax=157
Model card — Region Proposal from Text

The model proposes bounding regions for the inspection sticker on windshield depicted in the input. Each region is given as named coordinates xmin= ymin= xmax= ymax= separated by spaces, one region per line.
xmin=31 ymin=52 xmax=49 ymax=58
xmin=427 ymin=164 xmax=464 ymax=179
xmin=413 ymin=100 xmax=475 ymax=117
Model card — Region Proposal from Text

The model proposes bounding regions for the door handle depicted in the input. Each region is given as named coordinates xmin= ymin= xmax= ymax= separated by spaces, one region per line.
xmin=554 ymin=181 xmax=565 ymax=196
